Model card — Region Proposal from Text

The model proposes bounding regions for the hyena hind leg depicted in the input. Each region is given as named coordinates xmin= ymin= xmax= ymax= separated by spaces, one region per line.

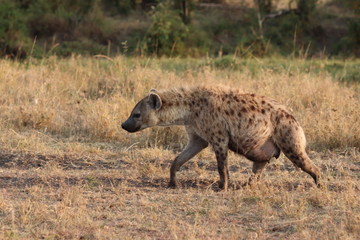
xmin=246 ymin=161 xmax=268 ymax=186
xmin=275 ymin=123 xmax=322 ymax=187
xmin=284 ymin=151 xmax=322 ymax=187
xmin=244 ymin=139 xmax=279 ymax=186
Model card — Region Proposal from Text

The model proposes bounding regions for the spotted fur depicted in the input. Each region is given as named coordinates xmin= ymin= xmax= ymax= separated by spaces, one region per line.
xmin=121 ymin=86 xmax=321 ymax=190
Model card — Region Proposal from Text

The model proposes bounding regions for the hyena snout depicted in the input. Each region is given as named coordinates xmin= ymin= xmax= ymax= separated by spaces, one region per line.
xmin=121 ymin=118 xmax=141 ymax=133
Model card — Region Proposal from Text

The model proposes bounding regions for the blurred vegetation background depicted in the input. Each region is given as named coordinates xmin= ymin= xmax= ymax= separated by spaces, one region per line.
xmin=0 ymin=0 xmax=359 ymax=59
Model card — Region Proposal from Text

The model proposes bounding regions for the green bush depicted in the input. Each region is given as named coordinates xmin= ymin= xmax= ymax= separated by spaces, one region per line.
xmin=0 ymin=0 xmax=359 ymax=58
xmin=297 ymin=0 xmax=318 ymax=21
xmin=0 ymin=1 xmax=29 ymax=58
xmin=102 ymin=0 xmax=136 ymax=16
xmin=145 ymin=1 xmax=189 ymax=56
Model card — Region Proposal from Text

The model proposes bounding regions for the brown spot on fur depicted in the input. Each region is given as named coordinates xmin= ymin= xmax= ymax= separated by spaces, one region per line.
xmin=225 ymin=110 xmax=230 ymax=116
xmin=250 ymin=105 xmax=256 ymax=111
xmin=261 ymin=109 xmax=266 ymax=114
xmin=261 ymin=100 xmax=266 ymax=104
xmin=234 ymin=96 xmax=240 ymax=102
xmin=241 ymin=107 xmax=247 ymax=113
xmin=230 ymin=109 xmax=235 ymax=115
xmin=241 ymin=99 xmax=246 ymax=104
xmin=238 ymin=112 xmax=242 ymax=117
xmin=276 ymin=117 xmax=280 ymax=124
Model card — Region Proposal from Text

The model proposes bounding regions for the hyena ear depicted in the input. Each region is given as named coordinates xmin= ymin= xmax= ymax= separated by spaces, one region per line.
xmin=149 ymin=92 xmax=162 ymax=110
xmin=150 ymin=88 xmax=157 ymax=93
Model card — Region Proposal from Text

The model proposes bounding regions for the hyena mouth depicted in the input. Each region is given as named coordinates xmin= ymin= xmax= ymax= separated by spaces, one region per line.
xmin=122 ymin=124 xmax=141 ymax=133
xmin=131 ymin=126 xmax=141 ymax=132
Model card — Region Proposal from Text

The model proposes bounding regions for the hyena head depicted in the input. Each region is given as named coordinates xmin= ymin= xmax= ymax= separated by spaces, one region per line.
xmin=121 ymin=90 xmax=162 ymax=133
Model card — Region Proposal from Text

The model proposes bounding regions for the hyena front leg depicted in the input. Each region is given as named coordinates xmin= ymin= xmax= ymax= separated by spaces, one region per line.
xmin=169 ymin=134 xmax=208 ymax=188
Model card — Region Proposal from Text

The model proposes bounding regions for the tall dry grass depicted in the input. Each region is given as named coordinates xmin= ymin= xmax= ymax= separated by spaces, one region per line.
xmin=0 ymin=56 xmax=358 ymax=153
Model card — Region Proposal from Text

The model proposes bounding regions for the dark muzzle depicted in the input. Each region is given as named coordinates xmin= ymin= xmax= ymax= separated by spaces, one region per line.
xmin=121 ymin=119 xmax=140 ymax=133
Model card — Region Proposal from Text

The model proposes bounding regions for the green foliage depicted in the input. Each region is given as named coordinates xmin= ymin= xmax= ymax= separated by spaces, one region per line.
xmin=145 ymin=1 xmax=189 ymax=56
xmin=343 ymin=19 xmax=360 ymax=56
xmin=297 ymin=0 xmax=318 ymax=21
xmin=139 ymin=57 xmax=360 ymax=83
xmin=212 ymin=56 xmax=238 ymax=69
xmin=264 ymin=13 xmax=301 ymax=53
xmin=185 ymin=25 xmax=212 ymax=56
xmin=52 ymin=40 xmax=107 ymax=57
xmin=0 ymin=0 xmax=359 ymax=58
xmin=102 ymin=0 xmax=136 ymax=16
xmin=0 ymin=0 xmax=29 ymax=58
xmin=27 ymin=0 xmax=102 ymax=39
xmin=256 ymin=0 xmax=273 ymax=15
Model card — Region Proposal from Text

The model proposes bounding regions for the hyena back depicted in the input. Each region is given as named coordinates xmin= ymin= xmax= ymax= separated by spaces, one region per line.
xmin=121 ymin=86 xmax=321 ymax=190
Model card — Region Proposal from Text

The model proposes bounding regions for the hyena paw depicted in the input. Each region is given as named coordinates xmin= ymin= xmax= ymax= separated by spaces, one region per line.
xmin=168 ymin=181 xmax=177 ymax=189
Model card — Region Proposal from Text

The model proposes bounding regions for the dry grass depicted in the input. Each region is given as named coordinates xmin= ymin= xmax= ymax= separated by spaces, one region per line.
xmin=0 ymin=56 xmax=359 ymax=239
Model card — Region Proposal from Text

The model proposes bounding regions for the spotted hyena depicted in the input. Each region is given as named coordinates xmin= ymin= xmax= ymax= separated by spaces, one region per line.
xmin=121 ymin=86 xmax=321 ymax=190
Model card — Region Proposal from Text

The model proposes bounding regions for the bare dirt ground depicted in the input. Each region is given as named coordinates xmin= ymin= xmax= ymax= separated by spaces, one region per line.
xmin=0 ymin=148 xmax=359 ymax=239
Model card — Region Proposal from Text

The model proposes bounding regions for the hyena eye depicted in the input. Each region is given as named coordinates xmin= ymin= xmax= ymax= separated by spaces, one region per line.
xmin=133 ymin=113 xmax=141 ymax=118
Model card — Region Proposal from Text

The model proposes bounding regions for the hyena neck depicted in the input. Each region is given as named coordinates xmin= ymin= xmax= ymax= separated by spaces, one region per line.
xmin=156 ymin=89 xmax=192 ymax=126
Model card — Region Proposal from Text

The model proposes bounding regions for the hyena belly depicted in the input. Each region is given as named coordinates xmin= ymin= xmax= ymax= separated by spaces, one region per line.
xmin=227 ymin=114 xmax=280 ymax=163
xmin=228 ymin=136 xmax=280 ymax=163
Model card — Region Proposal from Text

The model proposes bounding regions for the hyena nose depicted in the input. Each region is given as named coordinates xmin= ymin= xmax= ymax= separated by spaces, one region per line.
xmin=121 ymin=122 xmax=126 ymax=130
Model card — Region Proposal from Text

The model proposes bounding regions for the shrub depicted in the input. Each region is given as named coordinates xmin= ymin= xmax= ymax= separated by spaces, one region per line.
xmin=145 ymin=1 xmax=189 ymax=56
xmin=0 ymin=1 xmax=29 ymax=58
xmin=102 ymin=0 xmax=137 ymax=16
